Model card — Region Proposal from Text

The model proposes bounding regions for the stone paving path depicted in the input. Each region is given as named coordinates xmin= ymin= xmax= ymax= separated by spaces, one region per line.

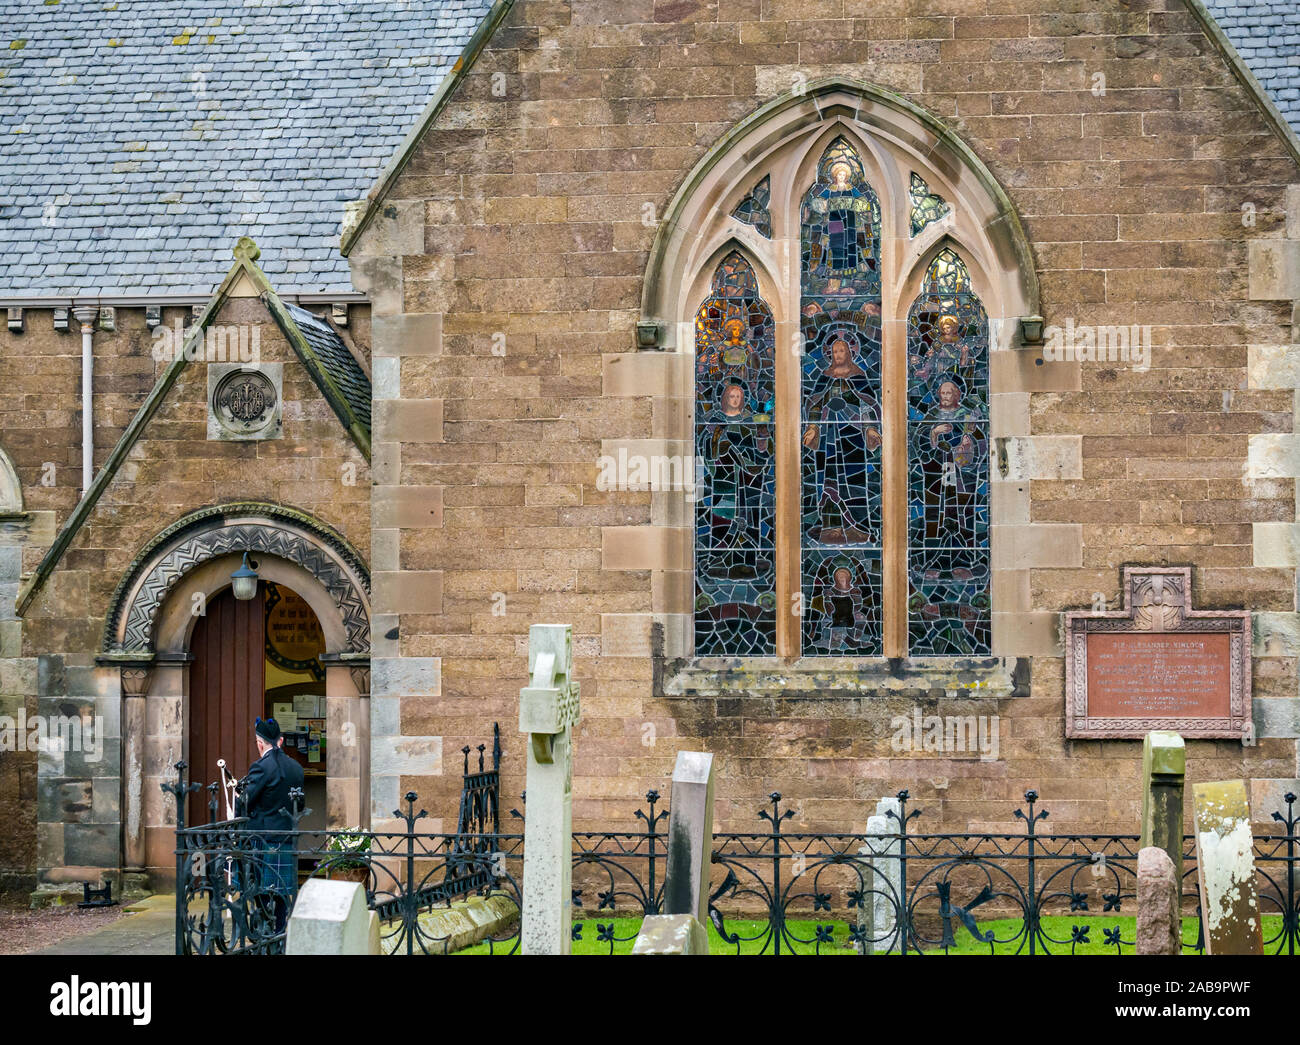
xmin=33 ymin=894 xmax=175 ymax=956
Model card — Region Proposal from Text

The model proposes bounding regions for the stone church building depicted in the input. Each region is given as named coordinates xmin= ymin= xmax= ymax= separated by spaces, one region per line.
xmin=3 ymin=0 xmax=1300 ymax=894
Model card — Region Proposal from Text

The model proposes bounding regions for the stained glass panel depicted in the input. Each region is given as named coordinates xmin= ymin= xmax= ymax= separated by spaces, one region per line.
xmin=906 ymin=248 xmax=990 ymax=655
xmin=800 ymin=137 xmax=883 ymax=655
xmin=909 ymin=171 xmax=950 ymax=237
xmin=731 ymin=174 xmax=772 ymax=238
xmin=695 ymin=251 xmax=776 ymax=656
xmin=802 ymin=551 xmax=882 ymax=655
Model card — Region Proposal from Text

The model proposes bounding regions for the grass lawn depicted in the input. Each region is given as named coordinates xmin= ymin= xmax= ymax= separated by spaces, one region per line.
xmin=458 ymin=917 xmax=858 ymax=955
xmin=457 ymin=914 xmax=1292 ymax=955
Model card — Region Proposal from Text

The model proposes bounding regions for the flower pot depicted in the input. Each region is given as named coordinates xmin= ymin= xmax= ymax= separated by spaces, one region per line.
xmin=326 ymin=865 xmax=369 ymax=884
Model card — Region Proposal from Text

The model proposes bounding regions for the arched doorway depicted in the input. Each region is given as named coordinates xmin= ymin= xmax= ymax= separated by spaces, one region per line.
xmin=187 ymin=580 xmax=330 ymax=831
xmin=100 ymin=503 xmax=370 ymax=883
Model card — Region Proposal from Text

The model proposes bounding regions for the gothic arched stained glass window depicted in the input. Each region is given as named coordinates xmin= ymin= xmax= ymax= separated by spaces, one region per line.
xmin=906 ymin=248 xmax=991 ymax=654
xmin=690 ymin=136 xmax=995 ymax=660
xmin=694 ymin=251 xmax=777 ymax=656
xmin=800 ymin=138 xmax=883 ymax=655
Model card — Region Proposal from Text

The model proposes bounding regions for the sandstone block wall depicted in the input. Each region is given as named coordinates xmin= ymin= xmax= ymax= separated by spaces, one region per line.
xmin=352 ymin=0 xmax=1300 ymax=836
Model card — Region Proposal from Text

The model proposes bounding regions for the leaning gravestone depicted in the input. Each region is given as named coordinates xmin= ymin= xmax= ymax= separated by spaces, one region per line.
xmin=1192 ymin=780 xmax=1263 ymax=955
xmin=632 ymin=750 xmax=715 ymax=955
xmin=1139 ymin=730 xmax=1185 ymax=885
xmin=285 ymin=878 xmax=380 ymax=955
xmin=1135 ymin=846 xmax=1181 ymax=955
xmin=518 ymin=623 xmax=580 ymax=955
xmin=855 ymin=795 xmax=902 ymax=955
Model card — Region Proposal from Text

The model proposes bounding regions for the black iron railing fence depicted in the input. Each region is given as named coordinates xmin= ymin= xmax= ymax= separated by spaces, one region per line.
xmin=164 ymin=762 xmax=1300 ymax=956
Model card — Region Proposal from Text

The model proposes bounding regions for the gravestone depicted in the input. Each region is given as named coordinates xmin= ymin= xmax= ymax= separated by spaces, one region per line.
xmin=1192 ymin=780 xmax=1263 ymax=955
xmin=631 ymin=914 xmax=708 ymax=955
xmin=855 ymin=795 xmax=901 ymax=955
xmin=1139 ymin=730 xmax=1185 ymax=885
xmin=633 ymin=750 xmax=715 ymax=955
xmin=518 ymin=623 xmax=580 ymax=955
xmin=1064 ymin=567 xmax=1251 ymax=740
xmin=1135 ymin=846 xmax=1181 ymax=955
xmin=662 ymin=750 xmax=715 ymax=923
xmin=285 ymin=878 xmax=380 ymax=955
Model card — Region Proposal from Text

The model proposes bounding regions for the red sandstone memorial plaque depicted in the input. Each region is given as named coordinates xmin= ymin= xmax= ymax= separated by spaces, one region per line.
xmin=1065 ymin=567 xmax=1251 ymax=740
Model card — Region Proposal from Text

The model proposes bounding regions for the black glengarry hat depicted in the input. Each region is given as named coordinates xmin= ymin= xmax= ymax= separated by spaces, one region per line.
xmin=255 ymin=717 xmax=280 ymax=743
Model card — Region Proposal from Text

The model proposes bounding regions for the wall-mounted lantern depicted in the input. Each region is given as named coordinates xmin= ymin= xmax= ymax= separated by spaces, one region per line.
xmin=230 ymin=552 xmax=260 ymax=601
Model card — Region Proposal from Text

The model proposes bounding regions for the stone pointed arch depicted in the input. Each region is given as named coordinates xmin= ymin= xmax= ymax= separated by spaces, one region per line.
xmin=640 ymin=76 xmax=1039 ymax=351
xmin=643 ymin=75 xmax=1040 ymax=673
xmin=0 ymin=446 xmax=22 ymax=515
xmin=896 ymin=233 xmax=1002 ymax=321
xmin=686 ymin=237 xmax=786 ymax=326
xmin=102 ymin=502 xmax=370 ymax=657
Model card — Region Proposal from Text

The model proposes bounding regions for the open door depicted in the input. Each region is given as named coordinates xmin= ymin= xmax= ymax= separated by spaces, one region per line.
xmin=188 ymin=584 xmax=265 ymax=825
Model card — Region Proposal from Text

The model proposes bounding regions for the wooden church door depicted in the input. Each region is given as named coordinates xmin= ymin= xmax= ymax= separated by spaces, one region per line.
xmin=188 ymin=583 xmax=266 ymax=824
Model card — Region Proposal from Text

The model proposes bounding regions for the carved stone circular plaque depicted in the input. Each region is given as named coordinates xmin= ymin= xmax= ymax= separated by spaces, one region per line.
xmin=213 ymin=368 xmax=278 ymax=436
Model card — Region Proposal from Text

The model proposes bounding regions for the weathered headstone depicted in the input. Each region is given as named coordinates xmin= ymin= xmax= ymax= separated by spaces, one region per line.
xmin=1140 ymin=730 xmax=1185 ymax=885
xmin=631 ymin=914 xmax=708 ymax=955
xmin=285 ymin=878 xmax=380 ymax=955
xmin=519 ymin=623 xmax=580 ymax=955
xmin=1135 ymin=846 xmax=1181 ymax=955
xmin=1192 ymin=779 xmax=1263 ymax=955
xmin=633 ymin=750 xmax=715 ymax=955
xmin=855 ymin=795 xmax=901 ymax=955
xmin=662 ymin=751 xmax=715 ymax=923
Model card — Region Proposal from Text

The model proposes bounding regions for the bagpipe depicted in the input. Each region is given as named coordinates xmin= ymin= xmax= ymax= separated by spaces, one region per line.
xmin=216 ymin=758 xmax=244 ymax=821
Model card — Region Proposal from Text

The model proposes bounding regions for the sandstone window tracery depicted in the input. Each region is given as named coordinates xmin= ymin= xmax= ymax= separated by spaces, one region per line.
xmin=691 ymin=137 xmax=992 ymax=659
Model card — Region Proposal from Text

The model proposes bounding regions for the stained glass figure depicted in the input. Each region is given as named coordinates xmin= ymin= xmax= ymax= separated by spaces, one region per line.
xmin=695 ymin=251 xmax=776 ymax=656
xmin=800 ymin=138 xmax=883 ymax=655
xmin=909 ymin=171 xmax=950 ymax=237
xmin=801 ymin=138 xmax=881 ymax=298
xmin=802 ymin=551 xmax=882 ymax=655
xmin=906 ymin=248 xmax=990 ymax=654
xmin=731 ymin=174 xmax=772 ymax=238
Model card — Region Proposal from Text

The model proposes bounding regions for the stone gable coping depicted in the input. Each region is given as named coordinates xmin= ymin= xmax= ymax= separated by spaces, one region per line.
xmin=13 ymin=238 xmax=371 ymax=616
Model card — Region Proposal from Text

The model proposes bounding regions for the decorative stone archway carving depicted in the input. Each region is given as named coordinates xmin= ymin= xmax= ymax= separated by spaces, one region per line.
xmin=103 ymin=501 xmax=369 ymax=658
xmin=639 ymin=76 xmax=1040 ymax=352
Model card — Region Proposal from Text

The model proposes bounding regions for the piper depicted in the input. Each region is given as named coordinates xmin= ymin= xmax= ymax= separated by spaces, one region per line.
xmin=237 ymin=717 xmax=305 ymax=932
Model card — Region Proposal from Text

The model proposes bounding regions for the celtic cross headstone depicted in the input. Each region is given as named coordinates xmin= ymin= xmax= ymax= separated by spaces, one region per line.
xmin=519 ymin=623 xmax=580 ymax=954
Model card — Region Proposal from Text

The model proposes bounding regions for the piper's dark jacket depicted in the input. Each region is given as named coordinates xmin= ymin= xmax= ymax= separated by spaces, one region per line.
xmin=237 ymin=745 xmax=306 ymax=840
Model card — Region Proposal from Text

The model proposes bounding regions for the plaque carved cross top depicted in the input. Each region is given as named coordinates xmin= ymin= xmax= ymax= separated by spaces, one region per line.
xmin=1064 ymin=567 xmax=1251 ymax=741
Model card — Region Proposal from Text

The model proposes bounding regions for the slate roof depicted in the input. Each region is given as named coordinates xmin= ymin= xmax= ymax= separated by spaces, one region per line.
xmin=0 ymin=0 xmax=493 ymax=297
xmin=1 ymin=1 xmax=1298 ymax=300
xmin=281 ymin=300 xmax=372 ymax=437
xmin=1204 ymin=0 xmax=1300 ymax=132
